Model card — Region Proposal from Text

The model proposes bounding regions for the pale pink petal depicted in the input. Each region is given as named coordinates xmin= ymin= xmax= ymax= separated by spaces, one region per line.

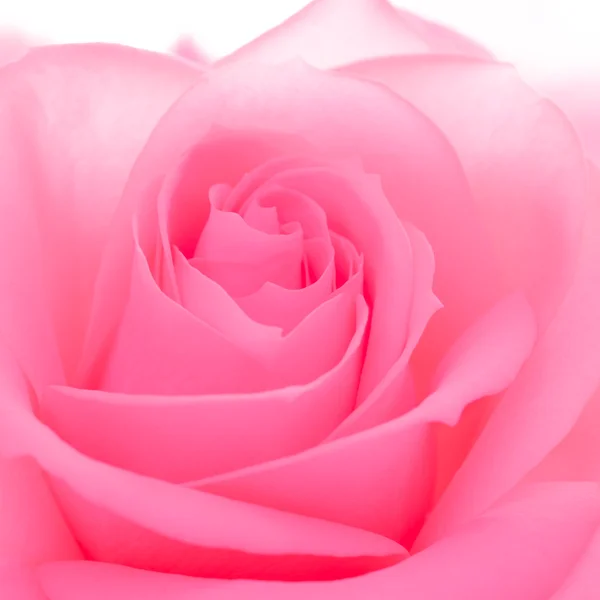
xmin=171 ymin=36 xmax=210 ymax=67
xmin=0 ymin=32 xmax=29 ymax=67
xmin=342 ymin=56 xmax=587 ymax=332
xmin=528 ymin=75 xmax=600 ymax=166
xmin=191 ymin=295 xmax=535 ymax=547
xmin=416 ymin=164 xmax=600 ymax=547
xmin=38 ymin=482 xmax=600 ymax=600
xmin=39 ymin=298 xmax=368 ymax=482
xmin=220 ymin=0 xmax=491 ymax=70
xmin=0 ymin=44 xmax=199 ymax=387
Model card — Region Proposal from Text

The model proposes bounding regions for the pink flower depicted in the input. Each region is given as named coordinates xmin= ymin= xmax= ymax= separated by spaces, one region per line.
xmin=1 ymin=1 xmax=600 ymax=598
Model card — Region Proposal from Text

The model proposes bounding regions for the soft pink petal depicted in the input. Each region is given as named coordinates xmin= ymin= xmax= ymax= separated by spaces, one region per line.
xmin=0 ymin=44 xmax=199 ymax=387
xmin=100 ymin=242 xmax=267 ymax=395
xmin=550 ymin=526 xmax=600 ymax=600
xmin=0 ymin=386 xmax=406 ymax=580
xmin=82 ymin=62 xmax=475 ymax=401
xmin=40 ymin=298 xmax=368 ymax=482
xmin=0 ymin=458 xmax=81 ymax=567
xmin=171 ymin=36 xmax=210 ymax=67
xmin=343 ymin=56 xmax=587 ymax=333
xmin=328 ymin=222 xmax=440 ymax=437
xmin=416 ymin=163 xmax=600 ymax=547
xmin=193 ymin=198 xmax=305 ymax=293
xmin=220 ymin=0 xmax=491 ymax=70
xmin=191 ymin=295 xmax=535 ymax=547
xmin=38 ymin=482 xmax=600 ymax=600
xmin=0 ymin=567 xmax=48 ymax=600
xmin=0 ymin=32 xmax=29 ymax=67
xmin=528 ymin=75 xmax=600 ymax=166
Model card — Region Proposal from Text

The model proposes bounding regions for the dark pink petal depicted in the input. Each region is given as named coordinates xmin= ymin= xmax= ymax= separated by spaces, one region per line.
xmin=37 ymin=482 xmax=600 ymax=600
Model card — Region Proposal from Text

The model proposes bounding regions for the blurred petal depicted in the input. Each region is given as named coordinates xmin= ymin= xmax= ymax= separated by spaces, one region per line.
xmin=522 ymin=68 xmax=600 ymax=166
xmin=0 ymin=32 xmax=29 ymax=67
xmin=342 ymin=55 xmax=588 ymax=331
xmin=38 ymin=482 xmax=600 ymax=600
xmin=171 ymin=36 xmax=210 ymax=67
xmin=220 ymin=0 xmax=491 ymax=70
xmin=0 ymin=567 xmax=48 ymax=600
xmin=550 ymin=526 xmax=600 ymax=600
xmin=0 ymin=44 xmax=200 ymax=386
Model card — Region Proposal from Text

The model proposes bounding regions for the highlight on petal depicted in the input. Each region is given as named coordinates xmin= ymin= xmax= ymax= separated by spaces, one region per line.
xmin=37 ymin=482 xmax=600 ymax=600
xmin=219 ymin=0 xmax=492 ymax=70
xmin=171 ymin=36 xmax=210 ymax=67
xmin=0 ymin=31 xmax=29 ymax=68
xmin=531 ymin=75 xmax=600 ymax=166
xmin=0 ymin=44 xmax=200 ymax=390
xmin=342 ymin=55 xmax=587 ymax=332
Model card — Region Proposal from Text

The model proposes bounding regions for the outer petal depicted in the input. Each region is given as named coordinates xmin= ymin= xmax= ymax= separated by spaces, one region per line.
xmin=0 ymin=44 xmax=200 ymax=385
xmin=0 ymin=32 xmax=29 ymax=67
xmin=416 ymin=163 xmax=600 ymax=547
xmin=219 ymin=0 xmax=491 ymax=70
xmin=342 ymin=55 xmax=588 ymax=331
xmin=0 ymin=365 xmax=406 ymax=581
xmin=37 ymin=482 xmax=600 ymax=600
xmin=525 ymin=74 xmax=600 ymax=166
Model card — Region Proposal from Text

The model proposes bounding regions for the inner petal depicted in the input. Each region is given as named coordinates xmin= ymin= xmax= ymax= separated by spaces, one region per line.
xmin=193 ymin=201 xmax=304 ymax=295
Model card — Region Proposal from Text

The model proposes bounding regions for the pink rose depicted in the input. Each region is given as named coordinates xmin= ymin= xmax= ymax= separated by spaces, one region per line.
xmin=2 ymin=1 xmax=600 ymax=599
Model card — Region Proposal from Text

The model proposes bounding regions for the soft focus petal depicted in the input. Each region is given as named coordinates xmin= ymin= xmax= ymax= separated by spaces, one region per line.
xmin=220 ymin=0 xmax=491 ymax=70
xmin=531 ymin=75 xmax=600 ymax=166
xmin=342 ymin=55 xmax=588 ymax=332
xmin=0 ymin=567 xmax=48 ymax=600
xmin=550 ymin=526 xmax=600 ymax=600
xmin=0 ymin=44 xmax=199 ymax=385
xmin=171 ymin=36 xmax=210 ymax=67
xmin=0 ymin=32 xmax=29 ymax=67
xmin=38 ymin=482 xmax=600 ymax=600
xmin=417 ymin=163 xmax=600 ymax=547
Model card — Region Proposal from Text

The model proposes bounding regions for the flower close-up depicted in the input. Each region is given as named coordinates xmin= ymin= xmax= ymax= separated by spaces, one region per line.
xmin=1 ymin=1 xmax=600 ymax=599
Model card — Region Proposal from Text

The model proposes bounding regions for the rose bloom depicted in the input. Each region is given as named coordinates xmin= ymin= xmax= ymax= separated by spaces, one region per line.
xmin=2 ymin=1 xmax=600 ymax=599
